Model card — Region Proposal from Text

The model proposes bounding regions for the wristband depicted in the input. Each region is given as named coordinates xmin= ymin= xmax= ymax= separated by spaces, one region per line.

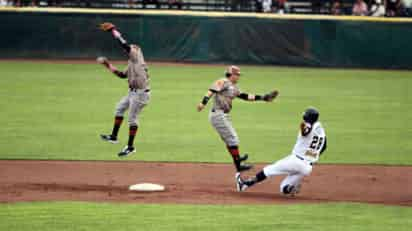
xmin=201 ymin=96 xmax=210 ymax=105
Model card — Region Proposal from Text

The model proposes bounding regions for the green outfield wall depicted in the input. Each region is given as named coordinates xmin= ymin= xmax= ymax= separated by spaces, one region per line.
xmin=1 ymin=8 xmax=412 ymax=69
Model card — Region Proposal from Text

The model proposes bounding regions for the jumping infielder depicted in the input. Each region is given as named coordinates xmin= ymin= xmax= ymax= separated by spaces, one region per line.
xmin=197 ymin=65 xmax=279 ymax=172
xmin=236 ymin=107 xmax=327 ymax=196
xmin=97 ymin=22 xmax=150 ymax=157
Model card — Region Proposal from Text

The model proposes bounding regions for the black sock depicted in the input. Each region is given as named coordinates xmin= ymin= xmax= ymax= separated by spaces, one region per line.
xmin=111 ymin=116 xmax=123 ymax=138
xmin=245 ymin=171 xmax=267 ymax=187
xmin=127 ymin=125 xmax=138 ymax=147
xmin=256 ymin=171 xmax=267 ymax=182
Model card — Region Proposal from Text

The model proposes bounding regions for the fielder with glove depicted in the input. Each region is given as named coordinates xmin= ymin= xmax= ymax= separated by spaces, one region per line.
xmin=197 ymin=65 xmax=279 ymax=172
xmin=97 ymin=22 xmax=151 ymax=157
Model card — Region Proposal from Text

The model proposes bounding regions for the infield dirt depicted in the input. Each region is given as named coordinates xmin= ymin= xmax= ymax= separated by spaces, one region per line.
xmin=1 ymin=160 xmax=411 ymax=206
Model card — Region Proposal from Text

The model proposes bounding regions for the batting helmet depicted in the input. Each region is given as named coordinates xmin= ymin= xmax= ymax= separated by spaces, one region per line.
xmin=225 ymin=65 xmax=241 ymax=77
xmin=303 ymin=107 xmax=319 ymax=124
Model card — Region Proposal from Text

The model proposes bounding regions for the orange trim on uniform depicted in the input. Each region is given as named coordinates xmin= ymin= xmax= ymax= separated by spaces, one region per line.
xmin=129 ymin=126 xmax=138 ymax=136
xmin=227 ymin=146 xmax=240 ymax=157
xmin=115 ymin=117 xmax=123 ymax=125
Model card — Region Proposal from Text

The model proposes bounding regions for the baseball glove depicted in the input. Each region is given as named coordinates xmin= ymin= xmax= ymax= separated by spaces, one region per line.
xmin=99 ymin=22 xmax=115 ymax=32
xmin=263 ymin=90 xmax=279 ymax=102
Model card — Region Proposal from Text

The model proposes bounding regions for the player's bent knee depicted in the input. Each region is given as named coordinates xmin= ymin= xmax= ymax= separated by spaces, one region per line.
xmin=226 ymin=139 xmax=239 ymax=147
xmin=115 ymin=111 xmax=124 ymax=117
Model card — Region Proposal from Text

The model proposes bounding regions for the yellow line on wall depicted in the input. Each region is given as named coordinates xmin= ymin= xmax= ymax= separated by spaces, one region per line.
xmin=1 ymin=7 xmax=412 ymax=23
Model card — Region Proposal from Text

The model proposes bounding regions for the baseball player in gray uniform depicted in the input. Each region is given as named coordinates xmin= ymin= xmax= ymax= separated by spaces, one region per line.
xmin=236 ymin=107 xmax=327 ymax=196
xmin=98 ymin=22 xmax=150 ymax=157
xmin=197 ymin=65 xmax=279 ymax=172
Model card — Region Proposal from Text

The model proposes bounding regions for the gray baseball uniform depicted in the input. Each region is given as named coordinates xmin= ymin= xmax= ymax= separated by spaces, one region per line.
xmin=115 ymin=45 xmax=150 ymax=127
xmin=208 ymin=78 xmax=241 ymax=146
xmin=99 ymin=25 xmax=153 ymax=156
xmin=199 ymin=65 xmax=277 ymax=172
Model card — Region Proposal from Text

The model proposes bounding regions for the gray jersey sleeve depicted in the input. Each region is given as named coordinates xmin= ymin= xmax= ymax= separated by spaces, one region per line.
xmin=209 ymin=79 xmax=227 ymax=93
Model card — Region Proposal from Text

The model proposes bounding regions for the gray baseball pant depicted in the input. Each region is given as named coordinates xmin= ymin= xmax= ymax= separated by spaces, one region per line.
xmin=209 ymin=109 xmax=239 ymax=147
xmin=115 ymin=89 xmax=150 ymax=127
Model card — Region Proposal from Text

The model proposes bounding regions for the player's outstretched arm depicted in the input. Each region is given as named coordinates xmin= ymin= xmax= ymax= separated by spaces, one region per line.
xmin=99 ymin=22 xmax=131 ymax=53
xmin=111 ymin=29 xmax=131 ymax=53
xmin=197 ymin=90 xmax=214 ymax=112
xmin=96 ymin=56 xmax=127 ymax=79
xmin=237 ymin=90 xmax=279 ymax=102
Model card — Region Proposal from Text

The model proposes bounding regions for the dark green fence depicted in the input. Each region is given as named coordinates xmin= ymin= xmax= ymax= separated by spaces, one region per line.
xmin=1 ymin=10 xmax=412 ymax=69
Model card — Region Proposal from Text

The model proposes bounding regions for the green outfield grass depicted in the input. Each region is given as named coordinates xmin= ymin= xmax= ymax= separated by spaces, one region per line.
xmin=0 ymin=202 xmax=411 ymax=231
xmin=0 ymin=61 xmax=411 ymax=164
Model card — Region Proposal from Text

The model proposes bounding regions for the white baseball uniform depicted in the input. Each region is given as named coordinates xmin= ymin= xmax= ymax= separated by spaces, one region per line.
xmin=263 ymin=121 xmax=326 ymax=193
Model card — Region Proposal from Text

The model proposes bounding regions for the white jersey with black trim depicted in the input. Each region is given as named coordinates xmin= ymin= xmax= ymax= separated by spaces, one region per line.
xmin=291 ymin=121 xmax=326 ymax=163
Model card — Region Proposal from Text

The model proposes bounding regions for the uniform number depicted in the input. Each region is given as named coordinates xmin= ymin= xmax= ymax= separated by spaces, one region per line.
xmin=310 ymin=136 xmax=324 ymax=151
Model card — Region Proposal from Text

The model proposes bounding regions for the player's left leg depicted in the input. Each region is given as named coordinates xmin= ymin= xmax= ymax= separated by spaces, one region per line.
xmin=236 ymin=155 xmax=293 ymax=192
xmin=222 ymin=119 xmax=250 ymax=172
xmin=235 ymin=170 xmax=267 ymax=192
xmin=209 ymin=111 xmax=251 ymax=172
xmin=118 ymin=91 xmax=150 ymax=157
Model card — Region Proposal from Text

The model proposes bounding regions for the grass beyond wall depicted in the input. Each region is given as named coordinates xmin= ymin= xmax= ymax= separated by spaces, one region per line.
xmin=0 ymin=61 xmax=411 ymax=164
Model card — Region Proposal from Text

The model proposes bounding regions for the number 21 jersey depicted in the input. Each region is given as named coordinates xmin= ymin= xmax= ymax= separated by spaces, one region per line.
xmin=292 ymin=121 xmax=326 ymax=163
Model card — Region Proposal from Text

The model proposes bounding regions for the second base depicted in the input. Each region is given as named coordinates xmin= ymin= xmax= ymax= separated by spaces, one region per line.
xmin=129 ymin=183 xmax=165 ymax=192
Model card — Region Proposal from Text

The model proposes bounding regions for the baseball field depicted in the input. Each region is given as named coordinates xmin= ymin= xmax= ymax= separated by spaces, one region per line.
xmin=1 ymin=60 xmax=411 ymax=230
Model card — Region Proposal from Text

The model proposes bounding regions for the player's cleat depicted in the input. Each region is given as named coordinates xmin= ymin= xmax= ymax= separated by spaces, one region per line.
xmin=118 ymin=146 xmax=136 ymax=157
xmin=100 ymin=134 xmax=119 ymax=144
xmin=282 ymin=184 xmax=301 ymax=197
xmin=235 ymin=173 xmax=248 ymax=192
xmin=239 ymin=154 xmax=248 ymax=162
xmin=237 ymin=163 xmax=253 ymax=172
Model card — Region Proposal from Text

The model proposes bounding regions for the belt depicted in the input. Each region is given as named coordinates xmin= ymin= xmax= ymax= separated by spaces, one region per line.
xmin=130 ymin=88 xmax=150 ymax=92
xmin=211 ymin=109 xmax=228 ymax=114
xmin=296 ymin=155 xmax=312 ymax=165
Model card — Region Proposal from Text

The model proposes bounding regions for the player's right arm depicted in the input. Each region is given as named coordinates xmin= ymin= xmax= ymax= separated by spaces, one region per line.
xmin=197 ymin=90 xmax=214 ymax=112
xmin=97 ymin=57 xmax=127 ymax=79
xmin=197 ymin=79 xmax=225 ymax=112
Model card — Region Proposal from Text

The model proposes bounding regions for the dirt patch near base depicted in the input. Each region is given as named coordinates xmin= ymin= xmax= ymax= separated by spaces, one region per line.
xmin=0 ymin=160 xmax=411 ymax=206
